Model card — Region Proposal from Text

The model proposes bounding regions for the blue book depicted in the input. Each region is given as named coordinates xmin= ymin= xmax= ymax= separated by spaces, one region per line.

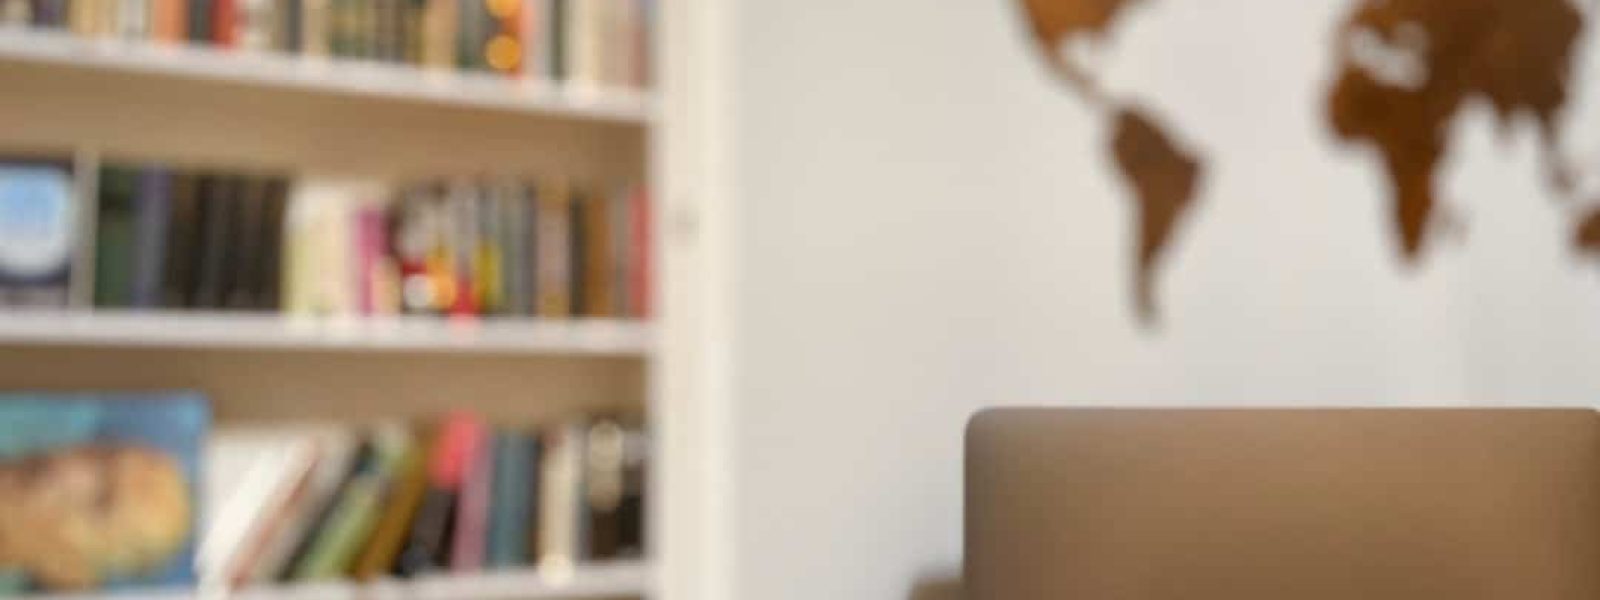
xmin=0 ymin=158 xmax=76 ymax=307
xmin=0 ymin=392 xmax=208 ymax=593
xmin=131 ymin=167 xmax=172 ymax=309
xmin=487 ymin=430 xmax=536 ymax=567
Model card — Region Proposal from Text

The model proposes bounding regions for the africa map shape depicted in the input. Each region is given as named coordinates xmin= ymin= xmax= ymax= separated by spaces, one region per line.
xmin=1016 ymin=0 xmax=1600 ymax=324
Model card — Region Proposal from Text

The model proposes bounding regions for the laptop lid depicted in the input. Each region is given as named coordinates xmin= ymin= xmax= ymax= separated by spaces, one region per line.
xmin=966 ymin=408 xmax=1600 ymax=599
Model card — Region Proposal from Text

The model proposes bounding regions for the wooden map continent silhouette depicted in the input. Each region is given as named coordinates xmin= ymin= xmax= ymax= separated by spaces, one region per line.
xmin=1016 ymin=0 xmax=1598 ymax=325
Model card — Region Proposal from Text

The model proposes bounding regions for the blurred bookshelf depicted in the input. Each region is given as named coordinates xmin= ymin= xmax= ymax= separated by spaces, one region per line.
xmin=0 ymin=0 xmax=671 ymax=598
xmin=0 ymin=28 xmax=656 ymax=124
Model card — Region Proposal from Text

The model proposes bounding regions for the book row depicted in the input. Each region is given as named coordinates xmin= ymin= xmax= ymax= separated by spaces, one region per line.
xmin=202 ymin=412 xmax=648 ymax=591
xmin=2 ymin=0 xmax=653 ymax=89
xmin=0 ymin=392 xmax=647 ymax=594
xmin=0 ymin=157 xmax=653 ymax=319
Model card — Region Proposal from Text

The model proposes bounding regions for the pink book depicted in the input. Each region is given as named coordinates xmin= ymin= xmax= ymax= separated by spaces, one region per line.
xmin=354 ymin=205 xmax=384 ymax=316
xmin=450 ymin=415 xmax=493 ymax=571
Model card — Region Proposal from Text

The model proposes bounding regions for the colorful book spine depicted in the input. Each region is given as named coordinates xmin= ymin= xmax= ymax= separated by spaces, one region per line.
xmin=244 ymin=428 xmax=360 ymax=584
xmin=486 ymin=430 xmax=534 ymax=567
xmin=449 ymin=415 xmax=492 ymax=571
xmin=290 ymin=424 xmax=411 ymax=580
xmin=187 ymin=0 xmax=213 ymax=42
xmin=130 ymin=166 xmax=171 ymax=308
xmin=149 ymin=0 xmax=185 ymax=42
xmin=629 ymin=186 xmax=650 ymax=317
xmin=93 ymin=165 xmax=139 ymax=308
xmin=213 ymin=0 xmax=239 ymax=46
xmin=395 ymin=412 xmax=476 ymax=576
xmin=582 ymin=185 xmax=612 ymax=317
xmin=350 ymin=428 xmax=430 ymax=580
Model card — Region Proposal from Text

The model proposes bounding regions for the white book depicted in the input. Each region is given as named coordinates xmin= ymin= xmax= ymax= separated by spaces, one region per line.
xmin=243 ymin=427 xmax=359 ymax=584
xmin=196 ymin=427 xmax=323 ymax=591
xmin=538 ymin=421 xmax=586 ymax=575
xmin=284 ymin=179 xmax=384 ymax=316
xmin=565 ymin=0 xmax=603 ymax=89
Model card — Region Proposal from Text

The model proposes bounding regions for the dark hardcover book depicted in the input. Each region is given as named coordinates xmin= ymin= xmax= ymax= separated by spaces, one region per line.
xmin=0 ymin=157 xmax=75 ymax=308
xmin=256 ymin=177 xmax=288 ymax=311
xmin=28 ymin=0 xmax=66 ymax=26
xmin=548 ymin=0 xmax=565 ymax=80
xmin=568 ymin=188 xmax=588 ymax=315
xmin=224 ymin=177 xmax=266 ymax=310
xmin=396 ymin=414 xmax=476 ymax=577
xmin=522 ymin=431 xmax=542 ymax=563
xmin=583 ymin=420 xmax=622 ymax=559
xmin=161 ymin=172 xmax=202 ymax=308
xmin=616 ymin=424 xmax=646 ymax=557
xmin=94 ymin=165 xmax=140 ymax=309
xmin=192 ymin=175 xmax=238 ymax=309
xmin=454 ymin=0 xmax=482 ymax=70
xmin=130 ymin=167 xmax=173 ymax=308
xmin=498 ymin=183 xmax=529 ymax=316
xmin=189 ymin=0 xmax=214 ymax=43
xmin=395 ymin=486 xmax=454 ymax=577
xmin=282 ymin=0 xmax=303 ymax=51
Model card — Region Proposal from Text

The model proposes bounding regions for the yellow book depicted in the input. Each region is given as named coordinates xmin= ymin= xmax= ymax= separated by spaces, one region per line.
xmin=349 ymin=429 xmax=431 ymax=580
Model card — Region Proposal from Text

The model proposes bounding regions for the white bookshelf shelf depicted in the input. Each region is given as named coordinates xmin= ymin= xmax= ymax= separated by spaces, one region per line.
xmin=0 ymin=28 xmax=655 ymax=125
xmin=0 ymin=310 xmax=653 ymax=357
xmin=26 ymin=561 xmax=653 ymax=600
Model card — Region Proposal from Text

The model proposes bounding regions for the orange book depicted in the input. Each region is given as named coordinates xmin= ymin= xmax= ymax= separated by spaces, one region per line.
xmin=150 ymin=0 xmax=184 ymax=42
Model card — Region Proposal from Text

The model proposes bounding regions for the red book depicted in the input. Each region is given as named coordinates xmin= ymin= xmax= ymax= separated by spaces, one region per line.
xmin=449 ymin=415 xmax=492 ymax=572
xmin=629 ymin=187 xmax=651 ymax=318
xmin=213 ymin=0 xmax=239 ymax=47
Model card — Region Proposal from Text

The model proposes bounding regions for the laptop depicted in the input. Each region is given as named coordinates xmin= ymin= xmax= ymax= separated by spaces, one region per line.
xmin=966 ymin=408 xmax=1600 ymax=599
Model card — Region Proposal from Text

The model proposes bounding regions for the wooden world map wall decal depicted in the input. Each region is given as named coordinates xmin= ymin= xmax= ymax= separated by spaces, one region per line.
xmin=1015 ymin=0 xmax=1600 ymax=326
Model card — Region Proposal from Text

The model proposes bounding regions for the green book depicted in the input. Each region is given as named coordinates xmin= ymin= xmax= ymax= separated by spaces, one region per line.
xmin=290 ymin=425 xmax=412 ymax=580
xmin=94 ymin=166 xmax=139 ymax=308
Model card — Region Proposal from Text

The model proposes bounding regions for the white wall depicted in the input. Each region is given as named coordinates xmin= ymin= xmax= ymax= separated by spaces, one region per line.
xmin=709 ymin=1 xmax=1600 ymax=598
